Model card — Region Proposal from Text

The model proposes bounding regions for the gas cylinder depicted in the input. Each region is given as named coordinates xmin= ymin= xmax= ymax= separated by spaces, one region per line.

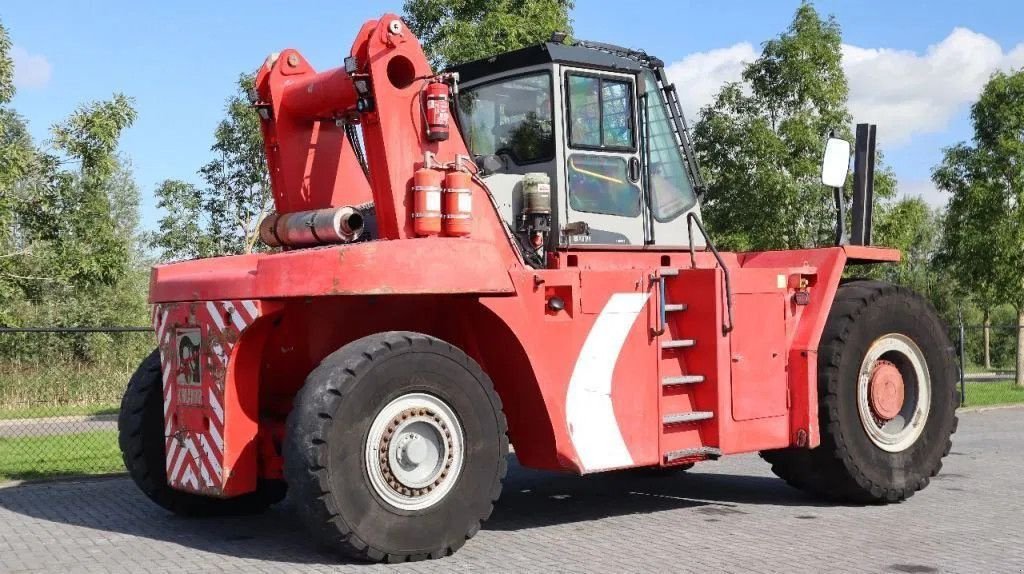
xmin=423 ymin=81 xmax=450 ymax=142
xmin=412 ymin=167 xmax=443 ymax=236
xmin=443 ymin=169 xmax=472 ymax=237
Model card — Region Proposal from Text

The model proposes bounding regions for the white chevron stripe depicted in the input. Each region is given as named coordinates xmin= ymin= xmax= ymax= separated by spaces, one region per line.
xmin=209 ymin=389 xmax=224 ymax=424
xmin=241 ymin=299 xmax=259 ymax=321
xmin=200 ymin=434 xmax=223 ymax=477
xmin=182 ymin=466 xmax=199 ymax=490
xmin=170 ymin=444 xmax=187 ymax=482
xmin=166 ymin=441 xmax=179 ymax=474
xmin=206 ymin=301 xmax=226 ymax=331
xmin=208 ymin=418 xmax=224 ymax=452
xmin=221 ymin=301 xmax=247 ymax=331
xmin=565 ymin=292 xmax=649 ymax=473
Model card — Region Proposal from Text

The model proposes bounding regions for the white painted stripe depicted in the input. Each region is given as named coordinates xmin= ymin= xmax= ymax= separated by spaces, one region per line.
xmin=222 ymin=301 xmax=247 ymax=331
xmin=208 ymin=418 xmax=224 ymax=452
xmin=162 ymin=388 xmax=172 ymax=419
xmin=208 ymin=391 xmax=224 ymax=424
xmin=241 ymin=299 xmax=259 ymax=321
xmin=206 ymin=301 xmax=226 ymax=331
xmin=185 ymin=436 xmax=201 ymax=461
xmin=565 ymin=292 xmax=649 ymax=473
xmin=209 ymin=389 xmax=224 ymax=424
xmin=182 ymin=466 xmax=199 ymax=490
xmin=200 ymin=434 xmax=223 ymax=477
xmin=198 ymin=458 xmax=213 ymax=487
xmin=164 ymin=410 xmax=173 ymax=437
xmin=166 ymin=441 xmax=178 ymax=474
xmin=170 ymin=444 xmax=187 ymax=481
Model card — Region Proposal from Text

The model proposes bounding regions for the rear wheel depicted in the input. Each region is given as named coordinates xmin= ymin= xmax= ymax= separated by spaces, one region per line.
xmin=118 ymin=350 xmax=285 ymax=516
xmin=284 ymin=332 xmax=508 ymax=562
xmin=761 ymin=281 xmax=958 ymax=503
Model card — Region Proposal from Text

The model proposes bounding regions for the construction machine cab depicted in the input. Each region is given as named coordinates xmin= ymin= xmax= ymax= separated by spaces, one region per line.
xmin=450 ymin=39 xmax=706 ymax=252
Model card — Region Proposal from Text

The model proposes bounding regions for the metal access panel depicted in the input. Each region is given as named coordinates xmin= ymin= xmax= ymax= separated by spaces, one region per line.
xmin=153 ymin=299 xmax=264 ymax=497
xmin=729 ymin=293 xmax=789 ymax=421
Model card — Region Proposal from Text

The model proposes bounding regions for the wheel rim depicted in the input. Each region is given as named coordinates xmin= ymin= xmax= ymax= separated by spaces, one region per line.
xmin=365 ymin=392 xmax=464 ymax=511
xmin=856 ymin=334 xmax=931 ymax=452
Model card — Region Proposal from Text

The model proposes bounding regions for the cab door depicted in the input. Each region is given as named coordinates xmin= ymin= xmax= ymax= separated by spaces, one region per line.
xmin=560 ymin=67 xmax=645 ymax=246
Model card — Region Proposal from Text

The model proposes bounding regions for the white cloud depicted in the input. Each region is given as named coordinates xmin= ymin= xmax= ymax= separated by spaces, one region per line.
xmin=11 ymin=45 xmax=52 ymax=89
xmin=898 ymin=179 xmax=947 ymax=210
xmin=663 ymin=28 xmax=1024 ymax=148
xmin=664 ymin=42 xmax=757 ymax=120
xmin=844 ymin=28 xmax=1024 ymax=147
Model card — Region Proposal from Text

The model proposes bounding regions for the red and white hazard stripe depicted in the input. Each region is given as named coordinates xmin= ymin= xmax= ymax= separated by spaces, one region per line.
xmin=155 ymin=299 xmax=262 ymax=495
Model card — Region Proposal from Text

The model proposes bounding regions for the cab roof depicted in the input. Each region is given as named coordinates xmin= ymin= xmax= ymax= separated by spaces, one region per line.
xmin=449 ymin=40 xmax=664 ymax=84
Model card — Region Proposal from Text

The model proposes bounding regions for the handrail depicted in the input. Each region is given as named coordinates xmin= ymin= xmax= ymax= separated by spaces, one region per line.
xmin=650 ymin=272 xmax=667 ymax=337
xmin=686 ymin=213 xmax=734 ymax=335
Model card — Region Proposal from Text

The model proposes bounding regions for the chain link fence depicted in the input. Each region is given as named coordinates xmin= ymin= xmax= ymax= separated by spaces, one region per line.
xmin=954 ymin=315 xmax=1022 ymax=408
xmin=0 ymin=320 xmax=1020 ymax=482
xmin=0 ymin=327 xmax=153 ymax=482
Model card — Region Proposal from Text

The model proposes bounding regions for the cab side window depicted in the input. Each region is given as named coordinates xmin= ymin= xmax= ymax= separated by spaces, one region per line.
xmin=566 ymin=74 xmax=635 ymax=151
xmin=567 ymin=154 xmax=641 ymax=217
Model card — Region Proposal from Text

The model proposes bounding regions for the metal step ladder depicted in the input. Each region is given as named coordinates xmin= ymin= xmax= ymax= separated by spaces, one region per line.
xmin=653 ymin=266 xmax=719 ymax=464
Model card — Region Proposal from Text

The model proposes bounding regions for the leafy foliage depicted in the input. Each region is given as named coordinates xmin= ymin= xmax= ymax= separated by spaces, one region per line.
xmin=935 ymin=68 xmax=1024 ymax=385
xmin=403 ymin=0 xmax=574 ymax=69
xmin=693 ymin=2 xmax=896 ymax=251
xmin=0 ymin=17 xmax=147 ymax=364
xmin=148 ymin=74 xmax=271 ymax=261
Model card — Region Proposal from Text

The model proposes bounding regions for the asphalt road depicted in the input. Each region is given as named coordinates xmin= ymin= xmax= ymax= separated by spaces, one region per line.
xmin=0 ymin=414 xmax=117 ymax=438
xmin=0 ymin=407 xmax=1020 ymax=573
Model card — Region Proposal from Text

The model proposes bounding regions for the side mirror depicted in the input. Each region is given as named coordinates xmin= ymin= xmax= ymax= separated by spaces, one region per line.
xmin=821 ymin=137 xmax=851 ymax=188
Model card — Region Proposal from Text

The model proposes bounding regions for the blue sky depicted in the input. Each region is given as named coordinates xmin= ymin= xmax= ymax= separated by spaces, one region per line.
xmin=6 ymin=1 xmax=1024 ymax=230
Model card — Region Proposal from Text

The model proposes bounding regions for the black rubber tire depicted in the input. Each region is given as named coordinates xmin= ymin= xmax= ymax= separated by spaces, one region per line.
xmin=761 ymin=280 xmax=958 ymax=503
xmin=118 ymin=349 xmax=286 ymax=516
xmin=284 ymin=331 xmax=508 ymax=563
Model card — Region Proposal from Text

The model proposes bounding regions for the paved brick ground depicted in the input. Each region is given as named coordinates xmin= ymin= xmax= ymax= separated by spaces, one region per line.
xmin=0 ymin=407 xmax=1021 ymax=573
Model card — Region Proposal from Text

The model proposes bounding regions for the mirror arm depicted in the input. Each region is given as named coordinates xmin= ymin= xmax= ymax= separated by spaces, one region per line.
xmin=834 ymin=186 xmax=848 ymax=246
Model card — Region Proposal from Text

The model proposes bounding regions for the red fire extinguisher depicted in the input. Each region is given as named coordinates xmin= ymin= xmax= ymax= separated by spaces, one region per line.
xmin=443 ymin=166 xmax=472 ymax=237
xmin=423 ymin=80 xmax=450 ymax=142
xmin=412 ymin=160 xmax=443 ymax=236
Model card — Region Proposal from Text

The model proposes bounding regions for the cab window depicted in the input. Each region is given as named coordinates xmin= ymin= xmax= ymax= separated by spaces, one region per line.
xmin=456 ymin=73 xmax=554 ymax=165
xmin=567 ymin=154 xmax=641 ymax=217
xmin=566 ymin=74 xmax=635 ymax=151
xmin=641 ymin=71 xmax=697 ymax=222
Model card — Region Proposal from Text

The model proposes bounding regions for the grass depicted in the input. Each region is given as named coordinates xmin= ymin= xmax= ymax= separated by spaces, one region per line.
xmin=0 ymin=430 xmax=124 ymax=482
xmin=962 ymin=381 xmax=1024 ymax=408
xmin=0 ymin=357 xmax=142 ymax=420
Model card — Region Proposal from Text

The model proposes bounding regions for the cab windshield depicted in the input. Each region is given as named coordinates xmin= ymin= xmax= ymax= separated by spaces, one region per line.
xmin=456 ymin=72 xmax=554 ymax=165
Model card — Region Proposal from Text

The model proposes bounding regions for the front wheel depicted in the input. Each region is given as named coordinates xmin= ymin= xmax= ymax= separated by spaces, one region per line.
xmin=284 ymin=332 xmax=508 ymax=562
xmin=762 ymin=281 xmax=958 ymax=503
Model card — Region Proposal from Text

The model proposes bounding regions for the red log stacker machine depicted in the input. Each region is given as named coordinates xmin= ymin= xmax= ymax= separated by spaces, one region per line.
xmin=118 ymin=14 xmax=958 ymax=562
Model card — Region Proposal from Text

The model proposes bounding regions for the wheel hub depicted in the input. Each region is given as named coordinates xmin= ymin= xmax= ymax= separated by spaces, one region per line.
xmin=366 ymin=393 xmax=464 ymax=511
xmin=377 ymin=407 xmax=454 ymax=496
xmin=856 ymin=333 xmax=931 ymax=453
xmin=868 ymin=359 xmax=904 ymax=421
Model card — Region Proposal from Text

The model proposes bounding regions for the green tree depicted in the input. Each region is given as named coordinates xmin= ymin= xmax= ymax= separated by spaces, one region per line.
xmin=693 ymin=2 xmax=897 ymax=251
xmin=403 ymin=0 xmax=574 ymax=69
xmin=150 ymin=74 xmax=271 ymax=262
xmin=935 ymin=69 xmax=1024 ymax=387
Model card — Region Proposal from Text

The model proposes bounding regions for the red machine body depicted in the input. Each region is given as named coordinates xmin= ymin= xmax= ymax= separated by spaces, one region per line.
xmin=148 ymin=14 xmax=901 ymax=497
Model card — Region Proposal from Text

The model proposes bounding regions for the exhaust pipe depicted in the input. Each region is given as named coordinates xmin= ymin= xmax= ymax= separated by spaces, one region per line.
xmin=260 ymin=206 xmax=365 ymax=248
